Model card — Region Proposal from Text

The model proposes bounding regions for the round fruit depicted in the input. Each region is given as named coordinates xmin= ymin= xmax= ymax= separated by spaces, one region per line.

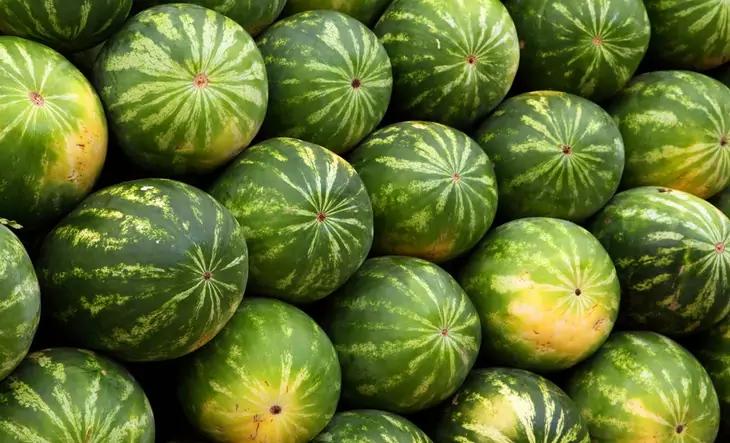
xmin=565 ymin=331 xmax=720 ymax=442
xmin=504 ymin=0 xmax=650 ymax=102
xmin=435 ymin=368 xmax=590 ymax=443
xmin=36 ymin=178 xmax=249 ymax=362
xmin=0 ymin=36 xmax=107 ymax=230
xmin=608 ymin=70 xmax=730 ymax=199
xmin=644 ymin=0 xmax=730 ymax=70
xmin=281 ymin=0 xmax=392 ymax=26
xmin=132 ymin=0 xmax=287 ymax=36
xmin=589 ymin=186 xmax=730 ymax=336
xmin=373 ymin=0 xmax=520 ymax=130
xmin=0 ymin=0 xmax=132 ymax=53
xmin=692 ymin=315 xmax=730 ymax=433
xmin=458 ymin=217 xmax=620 ymax=372
xmin=312 ymin=410 xmax=431 ymax=443
xmin=208 ymin=137 xmax=373 ymax=304
xmin=711 ymin=186 xmax=730 ymax=216
xmin=0 ymin=224 xmax=41 ymax=381
xmin=179 ymin=297 xmax=341 ymax=443
xmin=321 ymin=256 xmax=481 ymax=414
xmin=0 ymin=347 xmax=155 ymax=441
xmin=348 ymin=121 xmax=498 ymax=263
xmin=93 ymin=3 xmax=268 ymax=175
xmin=474 ymin=91 xmax=624 ymax=223
xmin=256 ymin=10 xmax=392 ymax=155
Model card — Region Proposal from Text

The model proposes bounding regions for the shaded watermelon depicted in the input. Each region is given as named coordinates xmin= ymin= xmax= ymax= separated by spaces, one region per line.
xmin=281 ymin=0 xmax=392 ymax=26
xmin=312 ymin=410 xmax=431 ymax=442
xmin=0 ymin=36 xmax=108 ymax=230
xmin=435 ymin=368 xmax=590 ymax=442
xmin=566 ymin=331 xmax=720 ymax=442
xmin=36 ymin=178 xmax=249 ymax=362
xmin=473 ymin=90 xmax=624 ymax=223
xmin=608 ymin=70 xmax=730 ymax=199
xmin=373 ymin=0 xmax=520 ymax=130
xmin=320 ymin=256 xmax=481 ymax=414
xmin=208 ymin=137 xmax=373 ymax=304
xmin=93 ymin=3 xmax=268 ymax=175
xmin=458 ymin=217 xmax=620 ymax=372
xmin=348 ymin=121 xmax=498 ymax=263
xmin=178 ymin=297 xmax=341 ymax=443
xmin=692 ymin=314 xmax=730 ymax=433
xmin=589 ymin=186 xmax=730 ymax=336
xmin=256 ymin=10 xmax=392 ymax=155
xmin=0 ymin=347 xmax=155 ymax=441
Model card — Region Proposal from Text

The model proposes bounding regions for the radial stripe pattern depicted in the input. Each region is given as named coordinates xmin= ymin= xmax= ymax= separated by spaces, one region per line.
xmin=348 ymin=121 xmax=497 ymax=263
xmin=36 ymin=179 xmax=249 ymax=362
xmin=373 ymin=0 xmax=520 ymax=130
xmin=209 ymin=137 xmax=373 ymax=303
xmin=321 ymin=256 xmax=482 ymax=414
xmin=590 ymin=186 xmax=730 ymax=336
xmin=436 ymin=368 xmax=590 ymax=442
xmin=313 ymin=410 xmax=431 ymax=442
xmin=93 ymin=3 xmax=268 ymax=175
xmin=566 ymin=331 xmax=720 ymax=442
xmin=178 ymin=297 xmax=341 ymax=443
xmin=474 ymin=90 xmax=624 ymax=223
xmin=0 ymin=348 xmax=155 ymax=442
xmin=692 ymin=315 xmax=730 ymax=432
xmin=256 ymin=10 xmax=392 ymax=154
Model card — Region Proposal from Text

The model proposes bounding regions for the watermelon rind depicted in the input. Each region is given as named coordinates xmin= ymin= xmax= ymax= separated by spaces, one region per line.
xmin=281 ymin=0 xmax=393 ymax=26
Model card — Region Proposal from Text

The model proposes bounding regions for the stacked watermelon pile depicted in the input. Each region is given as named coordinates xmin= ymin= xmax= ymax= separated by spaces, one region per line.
xmin=2 ymin=0 xmax=730 ymax=441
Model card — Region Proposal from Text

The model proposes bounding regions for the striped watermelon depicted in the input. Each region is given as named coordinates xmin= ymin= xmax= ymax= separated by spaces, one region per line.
xmin=312 ymin=410 xmax=431 ymax=442
xmin=93 ymin=3 xmax=268 ymax=176
xmin=644 ymin=0 xmax=730 ymax=70
xmin=504 ymin=0 xmax=650 ymax=102
xmin=589 ymin=186 xmax=730 ymax=336
xmin=692 ymin=314 xmax=730 ymax=432
xmin=435 ymin=368 xmax=590 ymax=442
xmin=0 ymin=347 xmax=155 ymax=441
xmin=36 ymin=178 xmax=249 ymax=362
xmin=348 ymin=121 xmax=498 ymax=263
xmin=373 ymin=0 xmax=520 ymax=130
xmin=458 ymin=217 xmax=620 ymax=372
xmin=566 ymin=331 xmax=720 ymax=442
xmin=256 ymin=10 xmax=392 ymax=155
xmin=474 ymin=91 xmax=624 ymax=223
xmin=178 ymin=297 xmax=341 ymax=443
xmin=0 ymin=0 xmax=132 ymax=53
xmin=0 ymin=224 xmax=41 ymax=381
xmin=281 ymin=0 xmax=392 ymax=26
xmin=0 ymin=36 xmax=107 ymax=230
xmin=320 ymin=256 xmax=481 ymax=414
xmin=208 ymin=137 xmax=373 ymax=304
xmin=608 ymin=70 xmax=730 ymax=199
xmin=132 ymin=0 xmax=286 ymax=36
xmin=711 ymin=186 xmax=730 ymax=216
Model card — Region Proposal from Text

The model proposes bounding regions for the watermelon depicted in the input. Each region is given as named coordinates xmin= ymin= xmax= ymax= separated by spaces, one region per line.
xmin=373 ymin=0 xmax=520 ymax=130
xmin=503 ymin=0 xmax=650 ymax=102
xmin=608 ymin=70 xmax=730 ymax=199
xmin=132 ymin=0 xmax=287 ymax=36
xmin=281 ymin=0 xmax=393 ymax=26
xmin=0 ymin=224 xmax=41 ymax=381
xmin=35 ymin=178 xmax=249 ymax=362
xmin=178 ymin=297 xmax=341 ymax=443
xmin=312 ymin=410 xmax=431 ymax=442
xmin=692 ymin=314 xmax=730 ymax=433
xmin=93 ymin=3 xmax=268 ymax=176
xmin=458 ymin=217 xmax=620 ymax=372
xmin=208 ymin=137 xmax=373 ymax=304
xmin=644 ymin=0 xmax=730 ymax=70
xmin=0 ymin=0 xmax=132 ymax=53
xmin=0 ymin=347 xmax=155 ymax=441
xmin=565 ymin=331 xmax=720 ymax=442
xmin=435 ymin=368 xmax=590 ymax=442
xmin=320 ymin=256 xmax=481 ymax=414
xmin=473 ymin=91 xmax=624 ymax=223
xmin=589 ymin=186 xmax=730 ymax=336
xmin=711 ymin=186 xmax=730 ymax=216
xmin=255 ymin=10 xmax=392 ymax=155
xmin=348 ymin=121 xmax=498 ymax=263
xmin=0 ymin=36 xmax=108 ymax=230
